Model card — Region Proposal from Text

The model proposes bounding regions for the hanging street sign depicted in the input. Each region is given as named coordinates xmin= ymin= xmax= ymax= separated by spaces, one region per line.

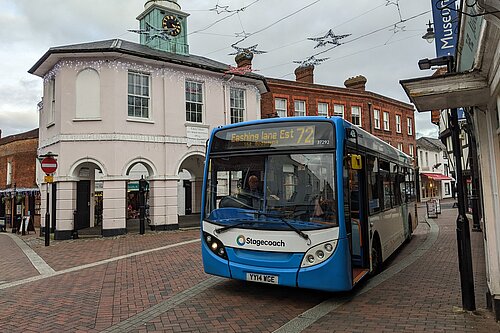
xmin=44 ymin=175 xmax=54 ymax=183
xmin=41 ymin=156 xmax=58 ymax=174
xmin=431 ymin=0 xmax=458 ymax=57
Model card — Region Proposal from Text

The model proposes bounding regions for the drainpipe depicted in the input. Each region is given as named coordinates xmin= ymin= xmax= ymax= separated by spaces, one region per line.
xmin=367 ymin=102 xmax=373 ymax=132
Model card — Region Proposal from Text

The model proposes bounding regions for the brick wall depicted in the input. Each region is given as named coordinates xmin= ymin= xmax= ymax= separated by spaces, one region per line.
xmin=261 ymin=78 xmax=416 ymax=156
xmin=0 ymin=130 xmax=39 ymax=189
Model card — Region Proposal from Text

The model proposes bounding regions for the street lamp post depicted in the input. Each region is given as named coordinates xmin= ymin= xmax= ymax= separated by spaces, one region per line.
xmin=422 ymin=20 xmax=435 ymax=43
xmin=418 ymin=55 xmax=476 ymax=311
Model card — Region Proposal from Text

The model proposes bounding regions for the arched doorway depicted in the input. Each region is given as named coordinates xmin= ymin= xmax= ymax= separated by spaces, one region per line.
xmin=71 ymin=161 xmax=104 ymax=232
xmin=126 ymin=162 xmax=152 ymax=233
xmin=177 ymin=154 xmax=204 ymax=228
xmin=178 ymin=169 xmax=193 ymax=215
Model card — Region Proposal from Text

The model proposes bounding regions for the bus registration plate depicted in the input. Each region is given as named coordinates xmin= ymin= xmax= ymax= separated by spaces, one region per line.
xmin=246 ymin=273 xmax=278 ymax=284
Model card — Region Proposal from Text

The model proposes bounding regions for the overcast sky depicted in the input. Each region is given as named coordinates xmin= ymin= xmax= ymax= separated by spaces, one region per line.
xmin=0 ymin=0 xmax=439 ymax=138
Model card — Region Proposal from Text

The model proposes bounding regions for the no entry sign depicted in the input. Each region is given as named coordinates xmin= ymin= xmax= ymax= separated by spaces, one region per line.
xmin=41 ymin=156 xmax=58 ymax=174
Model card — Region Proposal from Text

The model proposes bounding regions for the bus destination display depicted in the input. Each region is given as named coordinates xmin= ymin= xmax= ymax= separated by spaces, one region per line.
xmin=231 ymin=125 xmax=315 ymax=147
xmin=212 ymin=122 xmax=335 ymax=151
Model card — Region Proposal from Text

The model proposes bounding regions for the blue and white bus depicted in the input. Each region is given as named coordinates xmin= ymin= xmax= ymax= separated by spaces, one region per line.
xmin=201 ymin=117 xmax=417 ymax=291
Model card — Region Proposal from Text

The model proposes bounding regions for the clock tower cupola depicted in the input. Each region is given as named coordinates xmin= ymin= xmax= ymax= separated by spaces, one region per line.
xmin=136 ymin=0 xmax=189 ymax=55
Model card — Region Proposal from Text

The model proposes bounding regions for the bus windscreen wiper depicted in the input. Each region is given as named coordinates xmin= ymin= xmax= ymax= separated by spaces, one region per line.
xmin=253 ymin=211 xmax=310 ymax=243
xmin=214 ymin=220 xmax=257 ymax=234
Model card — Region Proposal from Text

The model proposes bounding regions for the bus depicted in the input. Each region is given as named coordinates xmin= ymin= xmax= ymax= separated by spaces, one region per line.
xmin=201 ymin=117 xmax=417 ymax=291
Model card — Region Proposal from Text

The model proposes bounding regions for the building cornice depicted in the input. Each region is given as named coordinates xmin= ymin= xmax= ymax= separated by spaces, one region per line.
xmin=266 ymin=78 xmax=414 ymax=111
xmin=38 ymin=133 xmax=206 ymax=150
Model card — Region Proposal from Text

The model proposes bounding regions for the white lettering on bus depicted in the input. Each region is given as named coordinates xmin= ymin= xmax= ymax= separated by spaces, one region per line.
xmin=245 ymin=237 xmax=286 ymax=247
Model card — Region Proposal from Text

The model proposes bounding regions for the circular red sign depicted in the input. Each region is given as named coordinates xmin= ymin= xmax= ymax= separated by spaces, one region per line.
xmin=41 ymin=156 xmax=58 ymax=174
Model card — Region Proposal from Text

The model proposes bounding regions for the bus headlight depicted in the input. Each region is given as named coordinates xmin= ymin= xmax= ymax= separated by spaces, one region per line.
xmin=301 ymin=240 xmax=338 ymax=267
xmin=203 ymin=232 xmax=228 ymax=260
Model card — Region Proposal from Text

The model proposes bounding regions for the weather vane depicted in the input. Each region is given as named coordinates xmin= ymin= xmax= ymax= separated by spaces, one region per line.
xmin=128 ymin=22 xmax=172 ymax=42
xmin=293 ymin=55 xmax=329 ymax=68
xmin=307 ymin=29 xmax=351 ymax=49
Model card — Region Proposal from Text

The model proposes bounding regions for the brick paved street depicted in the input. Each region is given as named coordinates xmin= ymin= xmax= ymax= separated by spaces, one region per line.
xmin=0 ymin=201 xmax=499 ymax=332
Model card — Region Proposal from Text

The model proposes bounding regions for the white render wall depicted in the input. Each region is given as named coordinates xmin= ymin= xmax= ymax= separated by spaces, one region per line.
xmin=36 ymin=57 xmax=263 ymax=235
xmin=475 ymin=95 xmax=500 ymax=308
xmin=416 ymin=145 xmax=452 ymax=200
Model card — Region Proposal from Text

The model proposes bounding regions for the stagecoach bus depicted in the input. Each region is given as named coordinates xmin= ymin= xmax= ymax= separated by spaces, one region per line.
xmin=201 ymin=117 xmax=417 ymax=291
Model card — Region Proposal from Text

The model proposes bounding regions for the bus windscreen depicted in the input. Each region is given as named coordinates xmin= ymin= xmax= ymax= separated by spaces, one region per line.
xmin=211 ymin=121 xmax=335 ymax=152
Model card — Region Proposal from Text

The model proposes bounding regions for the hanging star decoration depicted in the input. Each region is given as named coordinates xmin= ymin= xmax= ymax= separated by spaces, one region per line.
xmin=293 ymin=55 xmax=330 ymax=68
xmin=228 ymin=44 xmax=267 ymax=56
xmin=128 ymin=22 xmax=171 ymax=42
xmin=209 ymin=4 xmax=246 ymax=14
xmin=234 ymin=31 xmax=252 ymax=39
xmin=388 ymin=22 xmax=406 ymax=34
xmin=225 ymin=64 xmax=256 ymax=75
xmin=307 ymin=29 xmax=351 ymax=49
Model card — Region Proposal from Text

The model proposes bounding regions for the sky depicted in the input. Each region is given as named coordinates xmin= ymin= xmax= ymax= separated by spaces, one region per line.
xmin=0 ymin=0 xmax=440 ymax=138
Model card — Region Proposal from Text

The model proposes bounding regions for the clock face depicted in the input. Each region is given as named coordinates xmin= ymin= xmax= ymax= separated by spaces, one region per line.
xmin=162 ymin=15 xmax=181 ymax=36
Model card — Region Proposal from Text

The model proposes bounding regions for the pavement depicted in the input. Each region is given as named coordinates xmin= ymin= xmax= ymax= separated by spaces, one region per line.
xmin=0 ymin=199 xmax=498 ymax=333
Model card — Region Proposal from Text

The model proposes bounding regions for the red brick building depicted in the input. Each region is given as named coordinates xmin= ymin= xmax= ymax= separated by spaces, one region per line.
xmin=0 ymin=129 xmax=40 ymax=230
xmin=259 ymin=64 xmax=416 ymax=157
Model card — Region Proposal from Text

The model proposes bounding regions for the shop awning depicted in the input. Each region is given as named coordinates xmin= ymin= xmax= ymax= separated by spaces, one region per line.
xmin=421 ymin=173 xmax=453 ymax=181
xmin=399 ymin=70 xmax=489 ymax=112
xmin=0 ymin=187 xmax=40 ymax=194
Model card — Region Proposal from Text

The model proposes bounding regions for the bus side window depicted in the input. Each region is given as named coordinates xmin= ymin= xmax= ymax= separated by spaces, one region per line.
xmin=367 ymin=156 xmax=380 ymax=215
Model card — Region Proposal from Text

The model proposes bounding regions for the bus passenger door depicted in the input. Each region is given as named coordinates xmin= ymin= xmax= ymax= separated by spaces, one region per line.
xmin=344 ymin=153 xmax=369 ymax=285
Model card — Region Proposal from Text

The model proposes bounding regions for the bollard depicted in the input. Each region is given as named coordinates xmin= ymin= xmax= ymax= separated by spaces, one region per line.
xmin=72 ymin=210 xmax=79 ymax=239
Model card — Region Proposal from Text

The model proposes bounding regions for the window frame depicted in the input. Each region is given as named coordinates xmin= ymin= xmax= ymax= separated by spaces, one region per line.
xmin=383 ymin=111 xmax=390 ymax=131
xmin=395 ymin=114 xmax=402 ymax=133
xmin=6 ymin=160 xmax=12 ymax=186
xmin=333 ymin=103 xmax=345 ymax=118
xmin=407 ymin=117 xmax=413 ymax=136
xmin=317 ymin=102 xmax=329 ymax=117
xmin=127 ymin=71 xmax=151 ymax=119
xmin=230 ymin=87 xmax=245 ymax=124
xmin=47 ymin=78 xmax=56 ymax=127
xmin=294 ymin=100 xmax=306 ymax=117
xmin=373 ymin=109 xmax=381 ymax=129
xmin=351 ymin=105 xmax=361 ymax=126
xmin=275 ymin=97 xmax=288 ymax=118
xmin=185 ymin=80 xmax=204 ymax=123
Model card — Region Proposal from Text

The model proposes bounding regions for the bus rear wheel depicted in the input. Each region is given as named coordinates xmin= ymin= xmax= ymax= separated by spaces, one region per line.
xmin=370 ymin=239 xmax=382 ymax=276
xmin=406 ymin=214 xmax=413 ymax=243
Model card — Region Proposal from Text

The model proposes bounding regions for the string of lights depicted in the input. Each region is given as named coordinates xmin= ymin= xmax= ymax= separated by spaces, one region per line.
xmin=184 ymin=1 xmax=432 ymax=77
xmin=188 ymin=0 xmax=260 ymax=36
xmin=311 ymin=10 xmax=430 ymax=58
xmin=201 ymin=0 xmax=323 ymax=55
xmin=274 ymin=32 xmax=423 ymax=78
xmin=200 ymin=1 xmax=409 ymax=60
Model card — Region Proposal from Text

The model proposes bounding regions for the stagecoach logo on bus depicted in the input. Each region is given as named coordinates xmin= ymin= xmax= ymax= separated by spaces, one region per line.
xmin=237 ymin=235 xmax=286 ymax=247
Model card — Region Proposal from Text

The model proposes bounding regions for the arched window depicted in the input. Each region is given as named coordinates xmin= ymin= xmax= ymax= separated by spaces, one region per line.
xmin=76 ymin=68 xmax=100 ymax=119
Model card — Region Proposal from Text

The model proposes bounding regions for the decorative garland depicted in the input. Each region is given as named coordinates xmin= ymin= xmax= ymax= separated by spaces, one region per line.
xmin=42 ymin=60 xmax=260 ymax=94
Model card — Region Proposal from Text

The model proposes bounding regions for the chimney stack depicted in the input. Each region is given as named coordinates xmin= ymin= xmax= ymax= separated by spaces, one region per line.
xmin=344 ymin=75 xmax=367 ymax=90
xmin=235 ymin=51 xmax=253 ymax=69
xmin=294 ymin=65 xmax=314 ymax=84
